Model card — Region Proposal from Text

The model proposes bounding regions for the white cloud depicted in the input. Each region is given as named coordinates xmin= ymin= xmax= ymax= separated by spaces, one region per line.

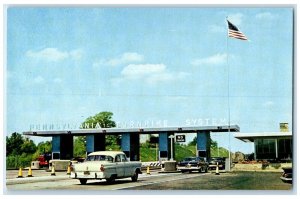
xmin=191 ymin=53 xmax=227 ymax=66
xmin=94 ymin=52 xmax=144 ymax=67
xmin=121 ymin=64 xmax=166 ymax=78
xmin=70 ymin=49 xmax=84 ymax=60
xmin=146 ymin=71 xmax=189 ymax=85
xmin=121 ymin=52 xmax=144 ymax=62
xmin=33 ymin=76 xmax=45 ymax=84
xmin=255 ymin=12 xmax=276 ymax=20
xmin=26 ymin=48 xmax=83 ymax=62
xmin=113 ymin=63 xmax=189 ymax=85
xmin=26 ymin=48 xmax=68 ymax=62
xmin=228 ymin=13 xmax=244 ymax=26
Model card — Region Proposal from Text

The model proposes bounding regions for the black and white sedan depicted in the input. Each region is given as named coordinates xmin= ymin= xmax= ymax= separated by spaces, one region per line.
xmin=177 ymin=157 xmax=209 ymax=173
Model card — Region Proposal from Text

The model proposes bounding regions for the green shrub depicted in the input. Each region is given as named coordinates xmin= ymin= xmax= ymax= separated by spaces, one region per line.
xmin=6 ymin=154 xmax=35 ymax=169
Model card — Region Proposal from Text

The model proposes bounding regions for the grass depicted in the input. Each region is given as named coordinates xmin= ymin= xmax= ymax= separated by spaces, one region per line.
xmin=139 ymin=143 xmax=229 ymax=162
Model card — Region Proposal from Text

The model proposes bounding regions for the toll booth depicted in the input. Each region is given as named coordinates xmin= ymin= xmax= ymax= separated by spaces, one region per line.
xmin=86 ymin=134 xmax=105 ymax=155
xmin=121 ymin=133 xmax=140 ymax=161
xmin=158 ymin=132 xmax=175 ymax=161
xmin=197 ymin=131 xmax=211 ymax=160
xmin=52 ymin=135 xmax=73 ymax=160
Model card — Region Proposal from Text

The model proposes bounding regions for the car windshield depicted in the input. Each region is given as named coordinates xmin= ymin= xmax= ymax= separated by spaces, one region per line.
xmin=85 ymin=155 xmax=113 ymax=162
xmin=210 ymin=158 xmax=223 ymax=161
xmin=184 ymin=157 xmax=196 ymax=161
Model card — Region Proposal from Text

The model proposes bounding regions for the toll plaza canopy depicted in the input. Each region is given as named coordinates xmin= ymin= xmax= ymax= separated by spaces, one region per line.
xmin=23 ymin=125 xmax=240 ymax=136
xmin=23 ymin=125 xmax=240 ymax=161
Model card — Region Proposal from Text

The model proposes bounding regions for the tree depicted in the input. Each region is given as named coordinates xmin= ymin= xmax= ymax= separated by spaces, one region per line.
xmin=6 ymin=132 xmax=24 ymax=156
xmin=6 ymin=132 xmax=38 ymax=169
xmin=32 ymin=141 xmax=52 ymax=161
xmin=36 ymin=141 xmax=52 ymax=154
xmin=77 ymin=111 xmax=120 ymax=152
xmin=211 ymin=140 xmax=218 ymax=148
xmin=82 ymin=111 xmax=116 ymax=128
xmin=21 ymin=139 xmax=37 ymax=154
xmin=188 ymin=136 xmax=197 ymax=146
xmin=188 ymin=136 xmax=217 ymax=148
xmin=73 ymin=136 xmax=86 ymax=157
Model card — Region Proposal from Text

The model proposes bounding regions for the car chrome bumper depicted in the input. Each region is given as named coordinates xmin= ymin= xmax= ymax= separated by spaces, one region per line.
xmin=71 ymin=172 xmax=105 ymax=179
xmin=280 ymin=176 xmax=292 ymax=184
xmin=177 ymin=166 xmax=199 ymax=171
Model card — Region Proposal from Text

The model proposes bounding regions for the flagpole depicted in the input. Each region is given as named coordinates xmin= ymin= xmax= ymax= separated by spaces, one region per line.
xmin=226 ymin=18 xmax=248 ymax=171
xmin=226 ymin=17 xmax=231 ymax=171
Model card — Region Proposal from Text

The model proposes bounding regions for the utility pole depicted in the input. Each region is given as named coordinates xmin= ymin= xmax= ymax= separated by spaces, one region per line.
xmin=169 ymin=135 xmax=175 ymax=161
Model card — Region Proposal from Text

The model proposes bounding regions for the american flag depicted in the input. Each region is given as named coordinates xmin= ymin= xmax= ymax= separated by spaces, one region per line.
xmin=227 ymin=20 xmax=248 ymax=41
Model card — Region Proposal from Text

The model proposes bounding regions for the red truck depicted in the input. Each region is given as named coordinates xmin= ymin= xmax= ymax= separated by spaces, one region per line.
xmin=37 ymin=153 xmax=52 ymax=167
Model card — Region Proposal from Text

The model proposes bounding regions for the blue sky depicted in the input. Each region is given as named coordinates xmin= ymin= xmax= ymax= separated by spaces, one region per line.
xmin=5 ymin=7 xmax=294 ymax=153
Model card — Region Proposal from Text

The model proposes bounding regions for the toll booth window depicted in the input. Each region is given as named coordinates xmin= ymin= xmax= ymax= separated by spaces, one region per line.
xmin=52 ymin=153 xmax=60 ymax=160
xmin=160 ymin=151 xmax=168 ymax=158
xmin=198 ymin=151 xmax=207 ymax=157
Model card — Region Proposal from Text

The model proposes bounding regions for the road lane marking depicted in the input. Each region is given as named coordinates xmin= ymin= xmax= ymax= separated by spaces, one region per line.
xmin=112 ymin=173 xmax=210 ymax=190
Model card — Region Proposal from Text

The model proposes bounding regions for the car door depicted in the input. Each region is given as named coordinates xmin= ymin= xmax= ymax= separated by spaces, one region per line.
xmin=197 ymin=157 xmax=205 ymax=168
xmin=115 ymin=154 xmax=125 ymax=177
xmin=121 ymin=155 xmax=132 ymax=177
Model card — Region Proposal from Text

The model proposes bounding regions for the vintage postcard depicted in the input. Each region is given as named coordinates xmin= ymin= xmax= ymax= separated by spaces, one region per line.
xmin=3 ymin=3 xmax=295 ymax=196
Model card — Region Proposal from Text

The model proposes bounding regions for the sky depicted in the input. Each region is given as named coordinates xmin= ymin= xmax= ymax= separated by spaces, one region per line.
xmin=5 ymin=6 xmax=294 ymax=154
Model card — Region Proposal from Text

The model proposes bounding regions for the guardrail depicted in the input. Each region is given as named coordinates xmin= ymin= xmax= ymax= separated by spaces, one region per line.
xmin=142 ymin=162 xmax=162 ymax=167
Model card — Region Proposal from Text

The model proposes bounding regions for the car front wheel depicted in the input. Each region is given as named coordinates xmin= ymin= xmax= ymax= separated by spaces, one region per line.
xmin=198 ymin=167 xmax=203 ymax=173
xmin=79 ymin=179 xmax=87 ymax=185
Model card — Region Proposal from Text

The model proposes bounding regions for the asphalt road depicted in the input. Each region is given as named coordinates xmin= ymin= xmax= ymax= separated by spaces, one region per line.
xmin=5 ymin=170 xmax=293 ymax=193
xmin=126 ymin=171 xmax=293 ymax=191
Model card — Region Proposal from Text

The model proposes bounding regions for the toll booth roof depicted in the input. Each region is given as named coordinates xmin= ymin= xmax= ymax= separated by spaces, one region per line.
xmin=234 ymin=132 xmax=292 ymax=142
xmin=23 ymin=125 xmax=240 ymax=137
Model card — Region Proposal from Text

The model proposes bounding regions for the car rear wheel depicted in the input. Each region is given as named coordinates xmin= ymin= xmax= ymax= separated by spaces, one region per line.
xmin=106 ymin=175 xmax=116 ymax=184
xmin=79 ymin=179 xmax=87 ymax=185
xmin=198 ymin=167 xmax=203 ymax=173
xmin=131 ymin=171 xmax=139 ymax=182
xmin=204 ymin=167 xmax=208 ymax=173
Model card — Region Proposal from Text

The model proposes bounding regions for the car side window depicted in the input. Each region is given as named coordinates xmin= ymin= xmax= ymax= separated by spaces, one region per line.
xmin=120 ymin=154 xmax=128 ymax=162
xmin=115 ymin=155 xmax=121 ymax=162
xmin=105 ymin=156 xmax=113 ymax=162
xmin=86 ymin=155 xmax=95 ymax=161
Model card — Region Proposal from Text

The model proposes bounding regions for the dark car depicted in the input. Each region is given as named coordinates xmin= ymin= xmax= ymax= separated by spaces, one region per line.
xmin=208 ymin=157 xmax=225 ymax=170
xmin=177 ymin=157 xmax=209 ymax=173
xmin=280 ymin=167 xmax=292 ymax=184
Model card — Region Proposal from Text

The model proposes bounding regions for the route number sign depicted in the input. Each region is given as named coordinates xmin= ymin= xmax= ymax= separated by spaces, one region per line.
xmin=176 ymin=135 xmax=185 ymax=142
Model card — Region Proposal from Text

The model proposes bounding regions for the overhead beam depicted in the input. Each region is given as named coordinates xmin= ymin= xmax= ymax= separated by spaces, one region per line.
xmin=23 ymin=125 xmax=240 ymax=136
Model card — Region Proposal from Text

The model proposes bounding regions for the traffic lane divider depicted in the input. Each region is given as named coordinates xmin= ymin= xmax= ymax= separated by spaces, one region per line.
xmin=7 ymin=170 xmax=169 ymax=185
xmin=6 ymin=175 xmax=72 ymax=185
